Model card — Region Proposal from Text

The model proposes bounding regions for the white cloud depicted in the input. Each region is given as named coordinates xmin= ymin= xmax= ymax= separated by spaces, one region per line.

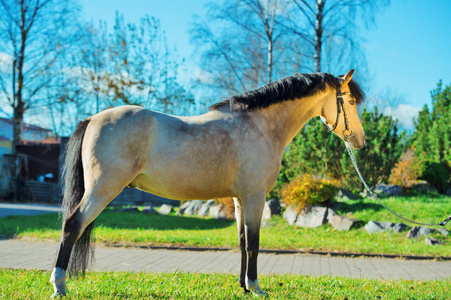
xmin=383 ymin=104 xmax=421 ymax=129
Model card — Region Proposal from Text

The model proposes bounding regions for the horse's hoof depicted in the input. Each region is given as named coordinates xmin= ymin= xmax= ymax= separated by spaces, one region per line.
xmin=252 ymin=289 xmax=269 ymax=298
xmin=51 ymin=291 xmax=66 ymax=298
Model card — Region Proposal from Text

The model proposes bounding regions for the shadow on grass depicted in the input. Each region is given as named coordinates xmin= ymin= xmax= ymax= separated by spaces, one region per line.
xmin=0 ymin=211 xmax=235 ymax=238
xmin=334 ymin=201 xmax=384 ymax=214
xmin=96 ymin=211 xmax=235 ymax=231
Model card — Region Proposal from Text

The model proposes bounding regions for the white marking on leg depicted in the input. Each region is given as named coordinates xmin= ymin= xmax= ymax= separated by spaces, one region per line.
xmin=246 ymin=278 xmax=268 ymax=298
xmin=50 ymin=267 xmax=68 ymax=297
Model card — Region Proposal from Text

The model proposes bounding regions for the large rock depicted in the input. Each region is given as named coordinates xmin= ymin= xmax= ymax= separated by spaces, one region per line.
xmin=329 ymin=215 xmax=356 ymax=231
xmin=142 ymin=206 xmax=156 ymax=214
xmin=326 ymin=208 xmax=338 ymax=222
xmin=267 ymin=198 xmax=281 ymax=215
xmin=445 ymin=188 xmax=451 ymax=197
xmin=159 ymin=204 xmax=173 ymax=215
xmin=261 ymin=201 xmax=272 ymax=221
xmin=407 ymin=226 xmax=432 ymax=239
xmin=393 ymin=223 xmax=410 ymax=233
xmin=184 ymin=200 xmax=204 ymax=216
xmin=178 ymin=201 xmax=192 ymax=215
xmin=197 ymin=202 xmax=214 ymax=217
xmin=119 ymin=206 xmax=139 ymax=212
xmin=337 ymin=188 xmax=359 ymax=200
xmin=209 ymin=204 xmax=226 ymax=219
xmin=374 ymin=183 xmax=402 ymax=197
xmin=425 ymin=237 xmax=443 ymax=246
xmin=364 ymin=221 xmax=395 ymax=233
xmin=283 ymin=206 xmax=298 ymax=225
xmin=295 ymin=206 xmax=328 ymax=228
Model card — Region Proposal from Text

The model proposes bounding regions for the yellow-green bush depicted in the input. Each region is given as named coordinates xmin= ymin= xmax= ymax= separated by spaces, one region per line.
xmin=389 ymin=148 xmax=421 ymax=189
xmin=281 ymin=174 xmax=339 ymax=213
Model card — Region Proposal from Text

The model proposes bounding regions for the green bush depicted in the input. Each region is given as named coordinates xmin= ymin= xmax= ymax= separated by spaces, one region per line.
xmin=419 ymin=161 xmax=450 ymax=192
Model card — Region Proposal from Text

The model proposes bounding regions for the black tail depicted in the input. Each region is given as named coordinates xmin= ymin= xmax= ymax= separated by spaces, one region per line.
xmin=61 ymin=119 xmax=93 ymax=276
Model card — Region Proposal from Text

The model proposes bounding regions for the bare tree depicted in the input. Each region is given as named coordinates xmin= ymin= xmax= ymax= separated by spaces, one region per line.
xmin=190 ymin=0 xmax=303 ymax=97
xmin=42 ymin=13 xmax=194 ymax=136
xmin=0 ymin=0 xmax=79 ymax=153
xmin=283 ymin=0 xmax=389 ymax=73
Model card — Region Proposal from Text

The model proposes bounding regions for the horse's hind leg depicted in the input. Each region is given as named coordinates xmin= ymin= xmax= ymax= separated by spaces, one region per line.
xmin=50 ymin=184 xmax=131 ymax=297
xmin=233 ymin=197 xmax=249 ymax=293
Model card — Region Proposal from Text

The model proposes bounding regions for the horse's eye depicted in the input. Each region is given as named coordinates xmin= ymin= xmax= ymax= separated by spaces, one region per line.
xmin=348 ymin=100 xmax=355 ymax=105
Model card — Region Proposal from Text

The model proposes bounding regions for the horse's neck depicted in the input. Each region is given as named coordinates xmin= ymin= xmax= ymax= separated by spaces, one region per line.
xmin=254 ymin=93 xmax=326 ymax=151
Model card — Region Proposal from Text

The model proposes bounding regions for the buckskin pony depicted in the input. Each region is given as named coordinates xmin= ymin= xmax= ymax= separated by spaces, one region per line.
xmin=50 ymin=70 xmax=365 ymax=298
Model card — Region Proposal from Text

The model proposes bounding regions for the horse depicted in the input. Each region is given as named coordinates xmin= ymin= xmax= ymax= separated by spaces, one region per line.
xmin=50 ymin=70 xmax=365 ymax=298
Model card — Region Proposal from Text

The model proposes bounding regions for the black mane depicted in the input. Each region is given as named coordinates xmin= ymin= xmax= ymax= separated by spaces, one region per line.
xmin=210 ymin=72 xmax=365 ymax=112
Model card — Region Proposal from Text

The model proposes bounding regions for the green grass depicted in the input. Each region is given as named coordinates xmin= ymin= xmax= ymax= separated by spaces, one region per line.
xmin=1 ymin=269 xmax=450 ymax=299
xmin=1 ymin=195 xmax=450 ymax=256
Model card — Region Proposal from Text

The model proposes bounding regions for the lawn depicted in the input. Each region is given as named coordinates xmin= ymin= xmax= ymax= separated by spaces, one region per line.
xmin=0 ymin=194 xmax=450 ymax=257
xmin=1 ymin=269 xmax=450 ymax=299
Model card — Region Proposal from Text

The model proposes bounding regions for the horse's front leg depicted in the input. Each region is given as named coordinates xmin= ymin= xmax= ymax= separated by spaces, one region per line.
xmin=233 ymin=197 xmax=249 ymax=293
xmin=242 ymin=191 xmax=268 ymax=298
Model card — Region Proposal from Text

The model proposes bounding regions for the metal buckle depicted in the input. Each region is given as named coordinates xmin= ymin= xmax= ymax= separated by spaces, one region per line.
xmin=343 ymin=129 xmax=353 ymax=141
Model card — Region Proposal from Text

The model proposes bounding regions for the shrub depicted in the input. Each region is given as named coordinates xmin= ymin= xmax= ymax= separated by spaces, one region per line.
xmin=389 ymin=148 xmax=421 ymax=189
xmin=281 ymin=174 xmax=339 ymax=213
xmin=419 ymin=161 xmax=450 ymax=192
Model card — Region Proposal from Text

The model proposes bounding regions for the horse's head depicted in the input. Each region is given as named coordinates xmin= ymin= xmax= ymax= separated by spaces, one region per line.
xmin=320 ymin=69 xmax=365 ymax=149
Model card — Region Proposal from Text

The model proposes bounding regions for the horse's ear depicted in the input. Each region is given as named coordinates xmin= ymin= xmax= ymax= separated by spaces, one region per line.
xmin=341 ymin=69 xmax=355 ymax=86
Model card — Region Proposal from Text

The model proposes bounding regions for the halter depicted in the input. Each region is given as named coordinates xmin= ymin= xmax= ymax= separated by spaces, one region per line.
xmin=327 ymin=87 xmax=354 ymax=142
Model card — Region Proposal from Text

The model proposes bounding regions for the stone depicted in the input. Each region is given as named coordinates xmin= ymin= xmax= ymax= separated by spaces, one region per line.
xmin=283 ymin=206 xmax=298 ymax=225
xmin=326 ymin=208 xmax=338 ymax=222
xmin=119 ymin=206 xmax=139 ymax=212
xmin=184 ymin=200 xmax=204 ymax=216
xmin=142 ymin=206 xmax=156 ymax=214
xmin=364 ymin=221 xmax=394 ymax=233
xmin=329 ymin=215 xmax=357 ymax=231
xmin=159 ymin=204 xmax=173 ymax=215
xmin=209 ymin=205 xmax=226 ymax=219
xmin=434 ymin=228 xmax=449 ymax=237
xmin=267 ymin=198 xmax=281 ymax=215
xmin=261 ymin=201 xmax=272 ymax=221
xmin=337 ymin=188 xmax=359 ymax=200
xmin=379 ymin=221 xmax=396 ymax=231
xmin=445 ymin=188 xmax=451 ymax=197
xmin=178 ymin=201 xmax=192 ymax=215
xmin=392 ymin=223 xmax=410 ymax=233
xmin=374 ymin=183 xmax=402 ymax=197
xmin=206 ymin=199 xmax=215 ymax=206
xmin=295 ymin=206 xmax=328 ymax=228
xmin=425 ymin=237 xmax=443 ymax=246
xmin=407 ymin=226 xmax=432 ymax=239
xmin=197 ymin=203 xmax=211 ymax=217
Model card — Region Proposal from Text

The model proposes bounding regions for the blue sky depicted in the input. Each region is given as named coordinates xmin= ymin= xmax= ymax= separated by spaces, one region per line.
xmin=80 ymin=0 xmax=451 ymax=128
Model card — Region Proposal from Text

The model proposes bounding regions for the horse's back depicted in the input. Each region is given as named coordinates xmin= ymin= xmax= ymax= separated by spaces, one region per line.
xmin=81 ymin=105 xmax=277 ymax=200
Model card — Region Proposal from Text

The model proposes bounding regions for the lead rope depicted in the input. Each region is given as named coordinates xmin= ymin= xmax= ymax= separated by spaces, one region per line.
xmin=344 ymin=141 xmax=451 ymax=227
